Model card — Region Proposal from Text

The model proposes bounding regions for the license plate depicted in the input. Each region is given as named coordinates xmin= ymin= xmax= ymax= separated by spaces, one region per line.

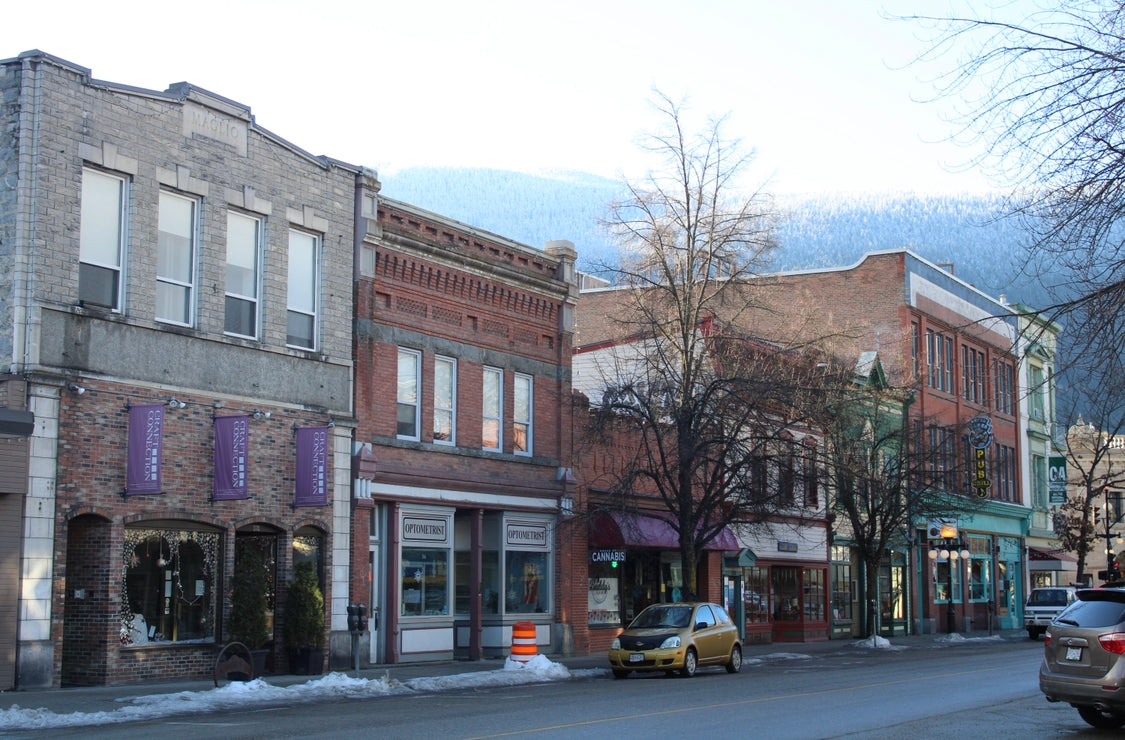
xmin=1066 ymin=646 xmax=1082 ymax=661
xmin=629 ymin=653 xmax=645 ymax=663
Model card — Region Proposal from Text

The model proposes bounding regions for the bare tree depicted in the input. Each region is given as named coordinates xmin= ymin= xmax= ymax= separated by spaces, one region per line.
xmin=583 ymin=91 xmax=806 ymax=600
xmin=1054 ymin=368 xmax=1125 ymax=584
xmin=899 ymin=1 xmax=1125 ymax=364
xmin=811 ymin=354 xmax=986 ymax=636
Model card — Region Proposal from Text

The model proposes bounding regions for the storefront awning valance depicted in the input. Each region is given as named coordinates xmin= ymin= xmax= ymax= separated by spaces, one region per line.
xmin=1028 ymin=546 xmax=1078 ymax=573
xmin=589 ymin=510 xmax=738 ymax=551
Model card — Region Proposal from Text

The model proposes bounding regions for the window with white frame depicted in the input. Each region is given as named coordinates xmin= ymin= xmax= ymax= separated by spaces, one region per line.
xmin=287 ymin=229 xmax=318 ymax=350
xmin=397 ymin=348 xmax=421 ymax=440
xmin=225 ymin=211 xmax=261 ymax=338
xmin=482 ymin=367 xmax=503 ymax=451
xmin=156 ymin=191 xmax=197 ymax=326
xmin=433 ymin=356 xmax=456 ymax=445
xmin=79 ymin=168 xmax=127 ymax=310
xmin=513 ymin=373 xmax=532 ymax=455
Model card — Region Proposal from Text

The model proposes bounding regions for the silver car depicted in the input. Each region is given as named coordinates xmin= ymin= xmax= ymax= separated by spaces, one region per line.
xmin=1040 ymin=587 xmax=1125 ymax=729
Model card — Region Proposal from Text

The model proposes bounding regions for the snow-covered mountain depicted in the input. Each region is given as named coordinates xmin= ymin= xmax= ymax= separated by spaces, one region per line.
xmin=379 ymin=167 xmax=1041 ymax=308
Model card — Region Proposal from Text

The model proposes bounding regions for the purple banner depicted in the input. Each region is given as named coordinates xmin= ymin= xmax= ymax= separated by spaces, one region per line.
xmin=126 ymin=404 xmax=164 ymax=496
xmin=214 ymin=416 xmax=250 ymax=501
xmin=295 ymin=426 xmax=330 ymax=507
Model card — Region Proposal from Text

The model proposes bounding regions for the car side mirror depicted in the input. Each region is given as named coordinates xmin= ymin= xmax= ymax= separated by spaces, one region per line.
xmin=695 ymin=622 xmax=708 ymax=631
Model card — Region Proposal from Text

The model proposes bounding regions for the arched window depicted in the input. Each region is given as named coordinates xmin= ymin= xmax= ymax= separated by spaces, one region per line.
xmin=122 ymin=528 xmax=219 ymax=644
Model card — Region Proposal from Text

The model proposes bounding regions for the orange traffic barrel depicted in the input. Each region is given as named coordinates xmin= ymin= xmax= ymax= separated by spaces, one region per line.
xmin=511 ymin=621 xmax=538 ymax=663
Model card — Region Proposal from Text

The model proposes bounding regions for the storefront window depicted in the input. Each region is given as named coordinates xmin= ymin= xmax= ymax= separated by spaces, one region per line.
xmin=830 ymin=545 xmax=853 ymax=623
xmin=505 ymin=550 xmax=550 ymax=613
xmin=122 ymin=528 xmax=220 ymax=645
xmin=934 ymin=558 xmax=962 ymax=603
xmin=744 ymin=566 xmax=770 ymax=624
xmin=879 ymin=562 xmax=905 ymax=621
xmin=803 ymin=568 xmax=826 ymax=621
xmin=968 ymin=537 xmax=992 ymax=602
xmin=402 ymin=548 xmax=449 ymax=617
xmin=453 ymin=550 xmax=500 ymax=615
xmin=588 ymin=569 xmax=621 ymax=626
xmin=773 ymin=566 xmax=801 ymax=621
xmin=969 ymin=557 xmax=991 ymax=601
xmin=293 ymin=530 xmax=325 ymax=591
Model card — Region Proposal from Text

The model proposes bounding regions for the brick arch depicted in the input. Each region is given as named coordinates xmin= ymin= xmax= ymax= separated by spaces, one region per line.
xmin=64 ymin=505 xmax=114 ymax=523
xmin=61 ymin=513 xmax=115 ymax=685
xmin=121 ymin=512 xmax=227 ymax=531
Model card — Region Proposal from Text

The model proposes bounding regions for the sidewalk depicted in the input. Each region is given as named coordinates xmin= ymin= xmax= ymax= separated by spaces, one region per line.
xmin=0 ymin=629 xmax=1029 ymax=726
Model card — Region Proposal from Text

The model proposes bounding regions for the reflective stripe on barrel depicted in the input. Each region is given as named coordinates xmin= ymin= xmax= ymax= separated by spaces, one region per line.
xmin=511 ymin=621 xmax=538 ymax=663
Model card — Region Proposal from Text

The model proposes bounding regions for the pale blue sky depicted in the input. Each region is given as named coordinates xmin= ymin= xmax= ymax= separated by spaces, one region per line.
xmin=3 ymin=0 xmax=1003 ymax=195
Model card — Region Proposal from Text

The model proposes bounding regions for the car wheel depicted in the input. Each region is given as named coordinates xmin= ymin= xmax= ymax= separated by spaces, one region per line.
xmin=726 ymin=645 xmax=742 ymax=674
xmin=1077 ymin=706 xmax=1125 ymax=729
xmin=680 ymin=648 xmax=698 ymax=677
xmin=612 ymin=670 xmax=630 ymax=680
xmin=1027 ymin=628 xmax=1039 ymax=640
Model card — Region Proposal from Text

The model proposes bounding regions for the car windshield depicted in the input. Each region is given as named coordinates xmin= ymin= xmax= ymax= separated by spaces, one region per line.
xmin=630 ymin=605 xmax=693 ymax=629
xmin=1028 ymin=590 xmax=1069 ymax=606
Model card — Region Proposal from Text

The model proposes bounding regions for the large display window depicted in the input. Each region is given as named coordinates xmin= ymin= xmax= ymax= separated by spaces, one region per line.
xmin=503 ymin=517 xmax=552 ymax=615
xmin=401 ymin=548 xmax=449 ymax=616
xmin=400 ymin=509 xmax=453 ymax=618
xmin=122 ymin=527 xmax=220 ymax=645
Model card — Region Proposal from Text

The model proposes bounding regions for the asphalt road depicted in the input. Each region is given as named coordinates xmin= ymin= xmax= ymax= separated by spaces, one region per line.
xmin=12 ymin=638 xmax=1097 ymax=740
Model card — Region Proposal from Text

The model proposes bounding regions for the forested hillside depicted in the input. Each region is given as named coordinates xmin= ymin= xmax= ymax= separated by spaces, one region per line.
xmin=379 ymin=167 xmax=1043 ymax=309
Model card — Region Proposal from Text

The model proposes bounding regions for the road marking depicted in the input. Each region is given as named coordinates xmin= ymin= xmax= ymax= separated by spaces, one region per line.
xmin=468 ymin=662 xmax=1026 ymax=739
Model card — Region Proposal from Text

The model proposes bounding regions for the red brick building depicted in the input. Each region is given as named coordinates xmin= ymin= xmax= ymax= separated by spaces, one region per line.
xmin=737 ymin=250 xmax=1029 ymax=635
xmin=350 ymin=196 xmax=579 ymax=663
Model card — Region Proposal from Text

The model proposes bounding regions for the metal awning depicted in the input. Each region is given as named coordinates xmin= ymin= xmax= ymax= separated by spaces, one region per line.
xmin=1028 ymin=546 xmax=1078 ymax=573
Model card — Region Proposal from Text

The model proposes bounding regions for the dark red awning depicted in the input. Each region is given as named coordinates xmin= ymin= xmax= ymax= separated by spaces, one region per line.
xmin=589 ymin=510 xmax=738 ymax=551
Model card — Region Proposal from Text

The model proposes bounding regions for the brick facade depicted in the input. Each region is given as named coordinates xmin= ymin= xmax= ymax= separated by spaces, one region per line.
xmin=2 ymin=51 xmax=357 ymax=686
xmin=352 ymin=198 xmax=577 ymax=662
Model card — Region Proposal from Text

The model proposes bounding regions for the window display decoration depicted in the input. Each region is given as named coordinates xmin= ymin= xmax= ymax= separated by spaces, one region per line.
xmin=120 ymin=528 xmax=219 ymax=645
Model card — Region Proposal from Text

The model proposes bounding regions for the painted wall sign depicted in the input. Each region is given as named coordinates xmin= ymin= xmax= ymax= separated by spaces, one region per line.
xmin=402 ymin=516 xmax=448 ymax=543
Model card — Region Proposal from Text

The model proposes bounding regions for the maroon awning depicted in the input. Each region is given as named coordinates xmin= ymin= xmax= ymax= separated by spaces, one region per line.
xmin=589 ymin=510 xmax=738 ymax=551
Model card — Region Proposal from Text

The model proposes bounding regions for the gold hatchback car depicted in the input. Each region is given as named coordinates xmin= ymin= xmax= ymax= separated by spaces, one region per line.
xmin=609 ymin=602 xmax=742 ymax=678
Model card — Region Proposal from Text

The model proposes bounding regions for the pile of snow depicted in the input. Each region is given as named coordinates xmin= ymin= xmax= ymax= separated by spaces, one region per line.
xmin=852 ymin=635 xmax=901 ymax=650
xmin=934 ymin=632 xmax=1004 ymax=645
xmin=742 ymin=651 xmax=813 ymax=666
xmin=0 ymin=656 xmax=601 ymax=731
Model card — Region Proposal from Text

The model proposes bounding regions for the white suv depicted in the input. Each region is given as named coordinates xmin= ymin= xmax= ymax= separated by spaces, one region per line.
xmin=1026 ymin=586 xmax=1077 ymax=639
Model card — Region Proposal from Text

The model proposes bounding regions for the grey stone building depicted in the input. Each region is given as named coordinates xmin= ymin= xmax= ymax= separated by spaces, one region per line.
xmin=0 ymin=50 xmax=367 ymax=687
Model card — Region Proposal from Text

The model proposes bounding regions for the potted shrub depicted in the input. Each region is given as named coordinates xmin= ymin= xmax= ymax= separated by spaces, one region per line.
xmin=227 ymin=544 xmax=271 ymax=678
xmin=286 ymin=561 xmax=326 ymax=675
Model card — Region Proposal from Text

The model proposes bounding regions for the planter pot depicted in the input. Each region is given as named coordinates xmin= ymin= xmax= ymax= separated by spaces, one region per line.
xmin=290 ymin=647 xmax=325 ymax=675
xmin=250 ymin=649 xmax=270 ymax=678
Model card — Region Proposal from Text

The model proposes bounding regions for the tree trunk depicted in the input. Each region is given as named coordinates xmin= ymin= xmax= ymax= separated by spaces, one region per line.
xmin=865 ymin=559 xmax=881 ymax=638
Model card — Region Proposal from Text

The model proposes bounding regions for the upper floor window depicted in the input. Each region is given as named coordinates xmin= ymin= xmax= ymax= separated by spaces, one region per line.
xmin=778 ymin=447 xmax=796 ymax=505
xmin=962 ymin=345 xmax=986 ymax=405
xmin=911 ymin=322 xmax=920 ymax=380
xmin=994 ymin=443 xmax=1017 ymax=501
xmin=1029 ymin=365 xmax=1046 ymax=419
xmin=397 ymin=348 xmax=421 ymax=440
xmin=926 ymin=329 xmax=955 ymax=393
xmin=225 ymin=211 xmax=261 ymax=338
xmin=434 ymin=356 xmax=456 ymax=445
xmin=803 ymin=453 xmax=819 ymax=508
xmin=513 ymin=373 xmax=533 ymax=455
xmin=482 ymin=367 xmax=503 ymax=451
xmin=287 ymin=230 xmax=319 ymax=350
xmin=79 ymin=168 xmax=127 ymax=310
xmin=994 ymin=359 xmax=1016 ymax=415
xmin=156 ymin=191 xmax=197 ymax=326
